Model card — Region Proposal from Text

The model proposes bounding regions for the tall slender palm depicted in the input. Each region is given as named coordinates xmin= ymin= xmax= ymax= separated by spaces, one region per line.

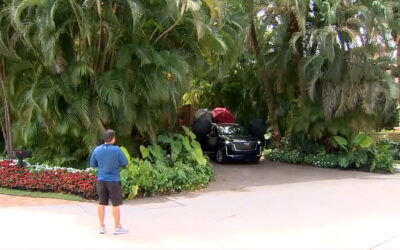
xmin=386 ymin=0 xmax=400 ymax=83
xmin=0 ymin=2 xmax=26 ymax=158
xmin=246 ymin=0 xmax=281 ymax=140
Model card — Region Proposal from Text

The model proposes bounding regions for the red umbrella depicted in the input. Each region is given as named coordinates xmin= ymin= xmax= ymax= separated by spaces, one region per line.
xmin=212 ymin=107 xmax=234 ymax=123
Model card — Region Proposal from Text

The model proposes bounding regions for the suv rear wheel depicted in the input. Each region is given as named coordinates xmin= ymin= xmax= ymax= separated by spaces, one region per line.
xmin=251 ymin=156 xmax=261 ymax=163
xmin=216 ymin=148 xmax=225 ymax=163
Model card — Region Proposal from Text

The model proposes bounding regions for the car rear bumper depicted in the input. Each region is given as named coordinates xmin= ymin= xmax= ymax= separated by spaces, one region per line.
xmin=224 ymin=154 xmax=260 ymax=161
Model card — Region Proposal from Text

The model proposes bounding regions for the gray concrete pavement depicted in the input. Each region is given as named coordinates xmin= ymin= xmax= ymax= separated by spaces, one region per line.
xmin=2 ymin=160 xmax=400 ymax=249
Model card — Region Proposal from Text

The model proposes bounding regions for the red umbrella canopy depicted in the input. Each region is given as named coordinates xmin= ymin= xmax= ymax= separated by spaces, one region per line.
xmin=212 ymin=107 xmax=234 ymax=123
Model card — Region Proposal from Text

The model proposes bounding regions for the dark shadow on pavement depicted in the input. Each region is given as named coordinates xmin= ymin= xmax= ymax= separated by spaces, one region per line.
xmin=204 ymin=158 xmax=399 ymax=193
xmin=125 ymin=158 xmax=400 ymax=204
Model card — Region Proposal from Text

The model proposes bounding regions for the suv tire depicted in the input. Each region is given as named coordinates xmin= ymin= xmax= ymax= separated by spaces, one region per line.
xmin=251 ymin=156 xmax=261 ymax=163
xmin=216 ymin=148 xmax=225 ymax=163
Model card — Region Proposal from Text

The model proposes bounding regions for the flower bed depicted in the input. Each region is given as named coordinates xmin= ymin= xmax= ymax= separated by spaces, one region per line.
xmin=0 ymin=160 xmax=97 ymax=199
xmin=0 ymin=129 xmax=214 ymax=200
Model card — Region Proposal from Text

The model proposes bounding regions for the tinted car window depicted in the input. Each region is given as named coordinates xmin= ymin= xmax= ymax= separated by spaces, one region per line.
xmin=208 ymin=125 xmax=218 ymax=137
xmin=217 ymin=125 xmax=247 ymax=136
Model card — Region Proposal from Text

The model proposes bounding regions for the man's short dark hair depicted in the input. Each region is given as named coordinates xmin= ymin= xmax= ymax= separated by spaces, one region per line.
xmin=103 ymin=129 xmax=115 ymax=142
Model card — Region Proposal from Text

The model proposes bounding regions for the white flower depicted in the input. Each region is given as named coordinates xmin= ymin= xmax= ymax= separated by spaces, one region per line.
xmin=23 ymin=161 xmax=96 ymax=174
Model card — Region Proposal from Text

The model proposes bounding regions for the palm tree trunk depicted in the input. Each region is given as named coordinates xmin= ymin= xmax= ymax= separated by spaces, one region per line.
xmin=289 ymin=12 xmax=306 ymax=99
xmin=3 ymin=99 xmax=12 ymax=159
xmin=249 ymin=20 xmax=280 ymax=140
xmin=397 ymin=35 xmax=400 ymax=86
xmin=396 ymin=35 xmax=400 ymax=125
xmin=296 ymin=54 xmax=306 ymax=98
xmin=0 ymin=60 xmax=13 ymax=159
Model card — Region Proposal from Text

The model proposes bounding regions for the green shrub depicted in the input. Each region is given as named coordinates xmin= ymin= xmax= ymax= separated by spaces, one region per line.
xmin=368 ymin=132 xmax=400 ymax=161
xmin=120 ymin=127 xmax=214 ymax=199
xmin=267 ymin=133 xmax=396 ymax=173
xmin=266 ymin=147 xmax=305 ymax=164
xmin=332 ymin=134 xmax=395 ymax=172
xmin=387 ymin=141 xmax=400 ymax=161
xmin=371 ymin=141 xmax=396 ymax=173
xmin=368 ymin=137 xmax=400 ymax=161
xmin=304 ymin=154 xmax=338 ymax=168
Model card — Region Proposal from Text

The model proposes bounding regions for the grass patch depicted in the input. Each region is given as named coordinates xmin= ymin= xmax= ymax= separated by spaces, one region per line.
xmin=0 ymin=188 xmax=85 ymax=202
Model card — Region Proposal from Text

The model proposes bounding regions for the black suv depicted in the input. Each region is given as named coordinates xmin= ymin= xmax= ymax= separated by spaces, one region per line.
xmin=199 ymin=123 xmax=263 ymax=163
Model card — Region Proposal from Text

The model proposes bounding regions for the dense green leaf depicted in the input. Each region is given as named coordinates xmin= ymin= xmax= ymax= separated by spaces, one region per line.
xmin=120 ymin=131 xmax=214 ymax=197
xmin=140 ymin=145 xmax=149 ymax=159
xmin=353 ymin=133 xmax=374 ymax=149
xmin=338 ymin=154 xmax=350 ymax=168
xmin=333 ymin=136 xmax=348 ymax=151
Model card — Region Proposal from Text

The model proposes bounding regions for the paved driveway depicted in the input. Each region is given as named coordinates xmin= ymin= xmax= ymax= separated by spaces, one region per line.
xmin=1 ymin=159 xmax=400 ymax=249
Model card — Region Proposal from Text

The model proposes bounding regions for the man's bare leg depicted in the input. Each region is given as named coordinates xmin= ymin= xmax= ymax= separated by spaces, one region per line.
xmin=98 ymin=205 xmax=105 ymax=227
xmin=112 ymin=206 xmax=120 ymax=228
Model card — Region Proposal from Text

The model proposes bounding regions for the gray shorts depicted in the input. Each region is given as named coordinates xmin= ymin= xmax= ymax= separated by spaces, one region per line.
xmin=97 ymin=181 xmax=123 ymax=206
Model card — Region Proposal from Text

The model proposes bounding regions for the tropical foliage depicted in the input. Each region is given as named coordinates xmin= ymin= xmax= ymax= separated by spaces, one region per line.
xmin=0 ymin=0 xmax=245 ymax=164
xmin=0 ymin=127 xmax=214 ymax=199
xmin=187 ymin=0 xmax=399 ymax=149
xmin=120 ymin=127 xmax=214 ymax=199
xmin=267 ymin=132 xmax=396 ymax=173
xmin=0 ymin=0 xmax=399 ymax=173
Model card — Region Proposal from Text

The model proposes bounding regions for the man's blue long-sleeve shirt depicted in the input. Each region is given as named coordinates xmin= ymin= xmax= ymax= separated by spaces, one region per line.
xmin=89 ymin=144 xmax=128 ymax=182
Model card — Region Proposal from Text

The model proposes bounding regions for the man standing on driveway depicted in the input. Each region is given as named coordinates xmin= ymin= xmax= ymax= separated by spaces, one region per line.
xmin=90 ymin=129 xmax=129 ymax=235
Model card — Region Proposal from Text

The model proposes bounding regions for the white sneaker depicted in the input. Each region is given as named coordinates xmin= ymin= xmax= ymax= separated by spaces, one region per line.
xmin=99 ymin=225 xmax=106 ymax=234
xmin=113 ymin=226 xmax=128 ymax=235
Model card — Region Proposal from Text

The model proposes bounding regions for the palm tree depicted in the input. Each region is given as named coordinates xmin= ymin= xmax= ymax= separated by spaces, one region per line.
xmin=386 ymin=0 xmax=400 ymax=83
xmin=305 ymin=0 xmax=397 ymax=118
xmin=255 ymin=0 xmax=398 ymax=117
xmin=195 ymin=0 xmax=398 ymax=148
xmin=7 ymin=0 xmax=246 ymax=163
xmin=246 ymin=0 xmax=281 ymax=140
xmin=0 ymin=1 xmax=23 ymax=158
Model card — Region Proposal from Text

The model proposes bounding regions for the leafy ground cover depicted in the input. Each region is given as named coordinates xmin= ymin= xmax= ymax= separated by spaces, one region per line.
xmin=120 ymin=127 xmax=214 ymax=199
xmin=266 ymin=133 xmax=396 ymax=173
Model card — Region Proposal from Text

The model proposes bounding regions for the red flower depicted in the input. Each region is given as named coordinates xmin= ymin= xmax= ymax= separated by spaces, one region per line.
xmin=0 ymin=160 xmax=97 ymax=199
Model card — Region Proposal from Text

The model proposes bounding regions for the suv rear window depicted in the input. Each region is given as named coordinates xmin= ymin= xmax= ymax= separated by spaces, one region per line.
xmin=217 ymin=125 xmax=246 ymax=136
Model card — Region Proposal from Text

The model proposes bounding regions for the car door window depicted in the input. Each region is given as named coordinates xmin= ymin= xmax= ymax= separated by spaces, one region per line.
xmin=209 ymin=125 xmax=217 ymax=137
